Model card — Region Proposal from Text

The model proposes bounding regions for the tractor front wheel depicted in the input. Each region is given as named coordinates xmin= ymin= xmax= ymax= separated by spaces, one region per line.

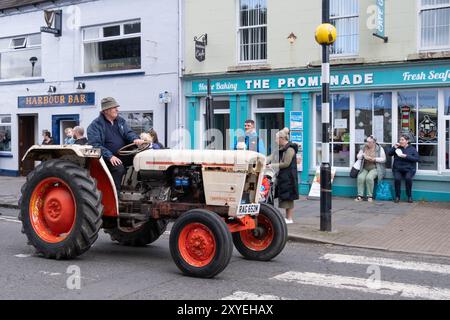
xmin=170 ymin=209 xmax=232 ymax=278
xmin=232 ymin=203 xmax=287 ymax=261
xmin=19 ymin=160 xmax=103 ymax=259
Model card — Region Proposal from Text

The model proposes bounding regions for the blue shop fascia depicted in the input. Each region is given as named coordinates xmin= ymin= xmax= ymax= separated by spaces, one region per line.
xmin=183 ymin=60 xmax=450 ymax=202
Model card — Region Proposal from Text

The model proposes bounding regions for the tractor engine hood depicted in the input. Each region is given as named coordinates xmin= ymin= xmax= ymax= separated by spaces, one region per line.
xmin=133 ymin=149 xmax=266 ymax=172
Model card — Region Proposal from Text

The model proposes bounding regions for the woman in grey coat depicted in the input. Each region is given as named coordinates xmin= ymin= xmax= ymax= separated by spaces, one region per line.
xmin=355 ymin=135 xmax=386 ymax=202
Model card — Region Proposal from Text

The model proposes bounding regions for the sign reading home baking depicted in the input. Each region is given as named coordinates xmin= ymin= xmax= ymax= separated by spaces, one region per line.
xmin=18 ymin=93 xmax=95 ymax=108
xmin=41 ymin=10 xmax=62 ymax=37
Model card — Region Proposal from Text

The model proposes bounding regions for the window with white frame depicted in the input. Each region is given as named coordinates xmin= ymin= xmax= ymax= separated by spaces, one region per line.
xmin=398 ymin=90 xmax=439 ymax=171
xmin=0 ymin=115 xmax=12 ymax=153
xmin=83 ymin=21 xmax=141 ymax=73
xmin=355 ymin=92 xmax=393 ymax=169
xmin=0 ymin=34 xmax=41 ymax=79
xmin=316 ymin=94 xmax=351 ymax=167
xmin=419 ymin=0 xmax=450 ymax=50
xmin=330 ymin=0 xmax=359 ymax=56
xmin=314 ymin=90 xmax=449 ymax=173
xmin=120 ymin=111 xmax=153 ymax=135
xmin=238 ymin=0 xmax=267 ymax=63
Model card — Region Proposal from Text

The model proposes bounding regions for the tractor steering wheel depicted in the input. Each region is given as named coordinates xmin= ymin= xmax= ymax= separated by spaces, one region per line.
xmin=117 ymin=142 xmax=151 ymax=156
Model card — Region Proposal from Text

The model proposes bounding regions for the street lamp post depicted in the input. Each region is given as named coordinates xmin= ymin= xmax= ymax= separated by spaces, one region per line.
xmin=315 ymin=0 xmax=337 ymax=232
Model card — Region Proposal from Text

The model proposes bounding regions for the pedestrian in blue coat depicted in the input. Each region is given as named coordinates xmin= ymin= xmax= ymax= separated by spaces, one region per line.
xmin=388 ymin=135 xmax=419 ymax=203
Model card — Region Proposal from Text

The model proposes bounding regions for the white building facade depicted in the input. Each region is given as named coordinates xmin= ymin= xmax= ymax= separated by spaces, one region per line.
xmin=0 ymin=0 xmax=182 ymax=176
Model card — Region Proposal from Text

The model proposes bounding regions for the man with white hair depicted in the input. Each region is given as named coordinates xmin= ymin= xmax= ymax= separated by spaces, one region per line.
xmin=73 ymin=126 xmax=88 ymax=145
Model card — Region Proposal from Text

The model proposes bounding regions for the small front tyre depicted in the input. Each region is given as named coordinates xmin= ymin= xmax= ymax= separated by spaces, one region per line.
xmin=170 ymin=209 xmax=233 ymax=278
xmin=232 ymin=203 xmax=287 ymax=261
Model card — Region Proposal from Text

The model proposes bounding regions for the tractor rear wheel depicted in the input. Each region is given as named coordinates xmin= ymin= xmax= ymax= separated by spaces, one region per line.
xmin=19 ymin=160 xmax=103 ymax=259
xmin=170 ymin=209 xmax=232 ymax=278
xmin=232 ymin=203 xmax=287 ymax=261
xmin=105 ymin=219 xmax=168 ymax=246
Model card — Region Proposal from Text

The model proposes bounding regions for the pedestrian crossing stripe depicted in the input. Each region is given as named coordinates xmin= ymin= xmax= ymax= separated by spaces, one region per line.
xmin=321 ymin=254 xmax=450 ymax=275
xmin=272 ymin=271 xmax=450 ymax=300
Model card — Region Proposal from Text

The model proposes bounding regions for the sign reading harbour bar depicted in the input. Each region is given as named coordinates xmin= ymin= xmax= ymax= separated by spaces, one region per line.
xmin=18 ymin=93 xmax=95 ymax=108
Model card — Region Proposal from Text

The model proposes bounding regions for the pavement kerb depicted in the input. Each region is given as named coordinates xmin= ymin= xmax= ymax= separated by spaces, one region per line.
xmin=288 ymin=233 xmax=450 ymax=259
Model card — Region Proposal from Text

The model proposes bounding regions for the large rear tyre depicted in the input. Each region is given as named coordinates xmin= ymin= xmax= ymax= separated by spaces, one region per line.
xmin=232 ymin=203 xmax=287 ymax=261
xmin=170 ymin=209 xmax=233 ymax=278
xmin=105 ymin=219 xmax=168 ymax=246
xmin=19 ymin=160 xmax=103 ymax=259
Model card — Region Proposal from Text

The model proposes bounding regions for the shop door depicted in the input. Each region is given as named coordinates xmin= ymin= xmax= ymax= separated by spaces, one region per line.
xmin=256 ymin=112 xmax=284 ymax=155
xmin=18 ymin=115 xmax=36 ymax=176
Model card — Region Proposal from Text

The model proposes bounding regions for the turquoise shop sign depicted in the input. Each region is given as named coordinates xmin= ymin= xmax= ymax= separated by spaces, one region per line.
xmin=191 ymin=63 xmax=450 ymax=94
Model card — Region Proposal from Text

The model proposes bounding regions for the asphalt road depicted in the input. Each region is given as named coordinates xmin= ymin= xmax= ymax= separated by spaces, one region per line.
xmin=2 ymin=207 xmax=450 ymax=300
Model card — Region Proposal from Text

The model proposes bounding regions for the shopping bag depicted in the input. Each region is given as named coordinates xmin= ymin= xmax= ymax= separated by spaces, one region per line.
xmin=375 ymin=181 xmax=394 ymax=201
xmin=350 ymin=159 xmax=362 ymax=178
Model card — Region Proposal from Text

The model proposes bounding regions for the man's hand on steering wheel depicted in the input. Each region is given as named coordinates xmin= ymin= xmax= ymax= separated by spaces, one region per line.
xmin=133 ymin=139 xmax=145 ymax=145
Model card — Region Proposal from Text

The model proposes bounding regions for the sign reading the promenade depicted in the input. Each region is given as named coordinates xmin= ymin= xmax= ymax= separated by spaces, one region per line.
xmin=18 ymin=93 xmax=95 ymax=108
xmin=41 ymin=10 xmax=62 ymax=37
xmin=192 ymin=64 xmax=450 ymax=94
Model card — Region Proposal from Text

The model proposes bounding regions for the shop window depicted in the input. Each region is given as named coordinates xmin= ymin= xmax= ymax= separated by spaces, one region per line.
xmin=0 ymin=34 xmax=41 ymax=79
xmin=446 ymin=120 xmax=449 ymax=170
xmin=419 ymin=0 xmax=450 ymax=50
xmin=0 ymin=115 xmax=12 ymax=153
xmin=398 ymin=90 xmax=439 ymax=171
xmin=238 ymin=0 xmax=267 ymax=62
xmin=83 ymin=21 xmax=141 ymax=73
xmin=316 ymin=94 xmax=350 ymax=167
xmin=355 ymin=92 xmax=392 ymax=169
xmin=445 ymin=89 xmax=450 ymax=115
xmin=330 ymin=0 xmax=359 ymax=56
xmin=120 ymin=112 xmax=153 ymax=135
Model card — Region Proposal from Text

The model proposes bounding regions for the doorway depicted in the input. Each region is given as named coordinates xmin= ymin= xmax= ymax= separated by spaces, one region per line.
xmin=51 ymin=114 xmax=79 ymax=145
xmin=18 ymin=115 xmax=37 ymax=176
xmin=253 ymin=97 xmax=285 ymax=155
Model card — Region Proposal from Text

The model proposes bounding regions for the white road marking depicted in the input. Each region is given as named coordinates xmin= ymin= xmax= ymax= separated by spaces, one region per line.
xmin=40 ymin=271 xmax=62 ymax=276
xmin=163 ymin=231 xmax=171 ymax=235
xmin=15 ymin=254 xmax=32 ymax=258
xmin=0 ymin=216 xmax=21 ymax=224
xmin=221 ymin=291 xmax=288 ymax=300
xmin=321 ymin=254 xmax=450 ymax=275
xmin=273 ymin=271 xmax=450 ymax=300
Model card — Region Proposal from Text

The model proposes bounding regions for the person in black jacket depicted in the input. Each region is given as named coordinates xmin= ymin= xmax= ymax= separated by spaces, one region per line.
xmin=267 ymin=128 xmax=299 ymax=224
xmin=87 ymin=97 xmax=145 ymax=193
xmin=73 ymin=126 xmax=88 ymax=145
xmin=388 ymin=134 xmax=419 ymax=203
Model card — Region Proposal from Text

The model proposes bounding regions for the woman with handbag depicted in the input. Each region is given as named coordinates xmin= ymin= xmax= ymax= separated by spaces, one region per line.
xmin=266 ymin=128 xmax=299 ymax=224
xmin=355 ymin=135 xmax=386 ymax=202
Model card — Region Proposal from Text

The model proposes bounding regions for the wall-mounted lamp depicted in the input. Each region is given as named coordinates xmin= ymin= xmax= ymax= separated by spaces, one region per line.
xmin=47 ymin=85 xmax=57 ymax=94
xmin=29 ymin=56 xmax=38 ymax=77
xmin=77 ymin=82 xmax=86 ymax=90
xmin=287 ymin=32 xmax=297 ymax=44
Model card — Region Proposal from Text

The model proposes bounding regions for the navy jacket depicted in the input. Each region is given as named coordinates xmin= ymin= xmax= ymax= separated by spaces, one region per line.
xmin=388 ymin=145 xmax=419 ymax=174
xmin=87 ymin=114 xmax=139 ymax=160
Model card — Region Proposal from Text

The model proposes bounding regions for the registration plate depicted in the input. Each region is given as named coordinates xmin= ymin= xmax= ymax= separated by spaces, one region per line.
xmin=237 ymin=203 xmax=260 ymax=216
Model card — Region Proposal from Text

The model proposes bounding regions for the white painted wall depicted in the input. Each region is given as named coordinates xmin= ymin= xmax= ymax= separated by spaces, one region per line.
xmin=0 ymin=0 xmax=180 ymax=173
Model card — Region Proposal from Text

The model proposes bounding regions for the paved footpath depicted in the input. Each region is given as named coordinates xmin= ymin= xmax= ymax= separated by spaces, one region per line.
xmin=1 ymin=176 xmax=449 ymax=258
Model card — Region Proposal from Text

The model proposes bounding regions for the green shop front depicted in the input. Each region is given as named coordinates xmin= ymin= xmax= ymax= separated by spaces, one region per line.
xmin=183 ymin=60 xmax=450 ymax=202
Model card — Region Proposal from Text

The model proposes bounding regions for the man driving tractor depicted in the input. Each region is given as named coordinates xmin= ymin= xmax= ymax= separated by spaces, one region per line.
xmin=87 ymin=97 xmax=145 ymax=193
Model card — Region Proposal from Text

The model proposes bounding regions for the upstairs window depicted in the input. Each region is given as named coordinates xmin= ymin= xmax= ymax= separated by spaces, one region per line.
xmin=330 ymin=0 xmax=359 ymax=56
xmin=238 ymin=0 xmax=267 ymax=63
xmin=0 ymin=34 xmax=41 ymax=80
xmin=420 ymin=0 xmax=450 ymax=50
xmin=83 ymin=21 xmax=141 ymax=73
